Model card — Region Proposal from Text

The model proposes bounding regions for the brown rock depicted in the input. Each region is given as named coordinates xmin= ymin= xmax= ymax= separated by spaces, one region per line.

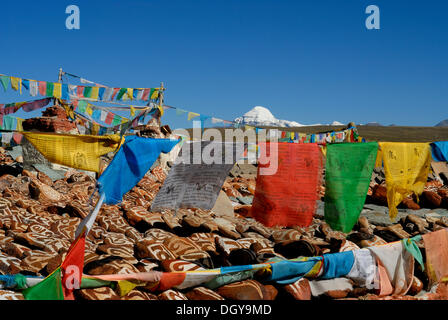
xmin=408 ymin=276 xmax=423 ymax=296
xmin=158 ymin=290 xmax=188 ymax=300
xmin=263 ymin=284 xmax=278 ymax=300
xmin=422 ymin=191 xmax=442 ymax=208
xmin=20 ymin=250 xmax=57 ymax=273
xmin=76 ymin=287 xmax=120 ymax=300
xmin=217 ymin=280 xmax=267 ymax=300
xmin=29 ymin=179 xmax=63 ymax=203
xmin=121 ymin=290 xmax=158 ymax=300
xmin=272 ymin=229 xmax=302 ymax=243
xmin=84 ymin=256 xmax=140 ymax=275
xmin=284 ymin=278 xmax=312 ymax=300
xmin=161 ymin=259 xmax=205 ymax=272
xmin=135 ymin=239 xmax=176 ymax=260
xmin=371 ymin=184 xmax=388 ymax=205
xmin=402 ymin=197 xmax=421 ymax=210
xmin=22 ymin=117 xmax=77 ymax=134
xmin=3 ymin=242 xmax=32 ymax=259
xmin=0 ymin=252 xmax=22 ymax=274
xmin=186 ymin=287 xmax=225 ymax=300
xmin=163 ymin=236 xmax=203 ymax=257
xmin=0 ymin=290 xmax=24 ymax=300
xmin=37 ymin=171 xmax=53 ymax=186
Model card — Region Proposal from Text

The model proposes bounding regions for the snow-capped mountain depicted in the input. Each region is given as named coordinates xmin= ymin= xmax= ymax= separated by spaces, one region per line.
xmin=234 ymin=106 xmax=344 ymax=127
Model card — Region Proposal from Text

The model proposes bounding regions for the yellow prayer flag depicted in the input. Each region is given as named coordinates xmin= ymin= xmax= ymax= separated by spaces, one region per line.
xmin=86 ymin=105 xmax=93 ymax=116
xmin=10 ymin=77 xmax=20 ymax=91
xmin=150 ymin=89 xmax=159 ymax=100
xmin=22 ymin=132 xmax=123 ymax=173
xmin=374 ymin=147 xmax=383 ymax=168
xmin=126 ymin=88 xmax=133 ymax=100
xmin=16 ymin=118 xmax=23 ymax=132
xmin=91 ymin=87 xmax=99 ymax=101
xmin=62 ymin=103 xmax=75 ymax=120
xmin=53 ymin=83 xmax=62 ymax=98
xmin=130 ymin=106 xmax=136 ymax=117
xmin=187 ymin=112 xmax=199 ymax=121
xmin=379 ymin=142 xmax=431 ymax=221
xmin=117 ymin=280 xmax=140 ymax=297
xmin=158 ymin=105 xmax=164 ymax=117
xmin=320 ymin=145 xmax=327 ymax=157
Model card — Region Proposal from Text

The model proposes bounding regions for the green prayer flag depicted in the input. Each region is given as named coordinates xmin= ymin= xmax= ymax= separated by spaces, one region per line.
xmin=80 ymin=277 xmax=114 ymax=289
xmin=116 ymin=88 xmax=127 ymax=100
xmin=112 ymin=115 xmax=121 ymax=126
xmin=149 ymin=88 xmax=155 ymax=100
xmin=324 ymin=142 xmax=378 ymax=233
xmin=403 ymin=236 xmax=424 ymax=270
xmin=77 ymin=100 xmax=87 ymax=113
xmin=83 ymin=86 xmax=92 ymax=98
xmin=14 ymin=274 xmax=29 ymax=290
xmin=22 ymin=267 xmax=64 ymax=300
xmin=45 ymin=82 xmax=54 ymax=97
xmin=0 ymin=76 xmax=10 ymax=92
xmin=204 ymin=270 xmax=256 ymax=290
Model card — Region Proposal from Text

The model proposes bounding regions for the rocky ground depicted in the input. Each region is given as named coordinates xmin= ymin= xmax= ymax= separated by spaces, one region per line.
xmin=0 ymin=145 xmax=447 ymax=300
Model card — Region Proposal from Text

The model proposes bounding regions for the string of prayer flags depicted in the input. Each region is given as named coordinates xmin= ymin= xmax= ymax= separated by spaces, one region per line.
xmin=151 ymin=141 xmax=245 ymax=211
xmin=22 ymin=132 xmax=123 ymax=173
xmin=250 ymin=142 xmax=324 ymax=227
xmin=324 ymin=142 xmax=378 ymax=232
xmin=187 ymin=112 xmax=200 ymax=121
xmin=97 ymin=136 xmax=180 ymax=205
xmin=379 ymin=142 xmax=431 ymax=221
xmin=0 ymin=73 xmax=159 ymax=102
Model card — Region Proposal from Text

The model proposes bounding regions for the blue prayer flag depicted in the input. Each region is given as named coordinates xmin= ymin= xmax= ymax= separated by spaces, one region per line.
xmin=97 ymin=136 xmax=179 ymax=204
xmin=431 ymin=141 xmax=448 ymax=162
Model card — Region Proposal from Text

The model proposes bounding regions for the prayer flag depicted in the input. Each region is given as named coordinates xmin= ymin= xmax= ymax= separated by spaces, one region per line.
xmin=45 ymin=82 xmax=54 ymax=97
xmin=379 ymin=142 xmax=431 ymax=221
xmin=324 ymin=142 xmax=378 ymax=232
xmin=97 ymin=136 xmax=179 ymax=204
xmin=0 ymin=76 xmax=10 ymax=91
xmin=250 ymin=143 xmax=323 ymax=227
xmin=53 ymin=83 xmax=62 ymax=98
xmin=22 ymin=132 xmax=123 ymax=173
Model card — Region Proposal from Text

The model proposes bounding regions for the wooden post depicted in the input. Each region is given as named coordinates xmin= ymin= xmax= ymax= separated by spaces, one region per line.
xmin=58 ymin=68 xmax=63 ymax=83
xmin=157 ymin=82 xmax=165 ymax=126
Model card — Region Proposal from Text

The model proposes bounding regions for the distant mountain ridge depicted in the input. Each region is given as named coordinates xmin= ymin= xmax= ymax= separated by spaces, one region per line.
xmin=234 ymin=106 xmax=344 ymax=128
xmin=435 ymin=119 xmax=448 ymax=127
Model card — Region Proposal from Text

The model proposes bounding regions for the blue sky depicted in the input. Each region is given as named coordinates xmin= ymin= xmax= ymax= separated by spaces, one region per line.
xmin=0 ymin=0 xmax=446 ymax=128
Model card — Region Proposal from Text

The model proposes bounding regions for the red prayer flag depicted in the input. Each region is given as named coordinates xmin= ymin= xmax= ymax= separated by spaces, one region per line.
xmin=141 ymin=88 xmax=150 ymax=101
xmin=105 ymin=112 xmax=114 ymax=124
xmin=250 ymin=142 xmax=323 ymax=227
xmin=61 ymin=232 xmax=86 ymax=300
xmin=13 ymin=133 xmax=23 ymax=144
xmin=76 ymin=86 xmax=84 ymax=98
xmin=147 ymin=272 xmax=186 ymax=292
xmin=111 ymin=88 xmax=120 ymax=100
xmin=38 ymin=81 xmax=46 ymax=96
